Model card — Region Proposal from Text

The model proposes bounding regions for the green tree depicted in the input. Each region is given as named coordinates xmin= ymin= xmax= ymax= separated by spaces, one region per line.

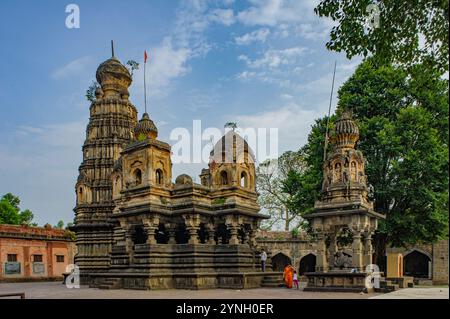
xmin=314 ymin=0 xmax=449 ymax=74
xmin=55 ymin=220 xmax=65 ymax=229
xmin=300 ymin=60 xmax=448 ymax=266
xmin=126 ymin=60 xmax=139 ymax=77
xmin=86 ymin=81 xmax=100 ymax=102
xmin=19 ymin=209 xmax=34 ymax=226
xmin=256 ymin=151 xmax=308 ymax=230
xmin=2 ymin=193 xmax=20 ymax=210
xmin=0 ymin=193 xmax=35 ymax=225
xmin=0 ymin=198 xmax=21 ymax=224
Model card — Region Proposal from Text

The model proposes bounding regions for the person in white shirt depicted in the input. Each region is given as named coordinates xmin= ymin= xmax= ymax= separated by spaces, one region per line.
xmin=260 ymin=249 xmax=267 ymax=272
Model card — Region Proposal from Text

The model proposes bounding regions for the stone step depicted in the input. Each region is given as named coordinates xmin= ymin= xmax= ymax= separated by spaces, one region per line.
xmin=98 ymin=285 xmax=111 ymax=290
xmin=261 ymin=282 xmax=284 ymax=288
xmin=262 ymin=277 xmax=282 ymax=283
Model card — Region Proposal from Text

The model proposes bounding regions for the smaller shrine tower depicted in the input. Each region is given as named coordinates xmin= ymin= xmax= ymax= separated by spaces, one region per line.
xmin=304 ymin=111 xmax=385 ymax=292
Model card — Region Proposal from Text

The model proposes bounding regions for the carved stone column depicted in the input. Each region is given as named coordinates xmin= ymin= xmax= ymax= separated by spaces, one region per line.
xmin=166 ymin=223 xmax=177 ymax=244
xmin=143 ymin=216 xmax=159 ymax=245
xmin=125 ymin=229 xmax=134 ymax=253
xmin=184 ymin=214 xmax=201 ymax=245
xmin=207 ymin=223 xmax=216 ymax=244
xmin=143 ymin=224 xmax=157 ymax=244
xmin=315 ymin=232 xmax=328 ymax=272
xmin=328 ymin=231 xmax=338 ymax=270
xmin=352 ymin=229 xmax=364 ymax=271
xmin=113 ymin=225 xmax=126 ymax=246
xmin=226 ymin=224 xmax=238 ymax=245
xmin=242 ymin=227 xmax=249 ymax=245
xmin=248 ymin=222 xmax=259 ymax=248
xmin=363 ymin=231 xmax=374 ymax=268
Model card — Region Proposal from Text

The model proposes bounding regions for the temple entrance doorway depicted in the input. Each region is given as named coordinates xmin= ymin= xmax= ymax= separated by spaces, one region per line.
xmin=271 ymin=253 xmax=292 ymax=272
xmin=299 ymin=253 xmax=316 ymax=275
xmin=404 ymin=250 xmax=431 ymax=278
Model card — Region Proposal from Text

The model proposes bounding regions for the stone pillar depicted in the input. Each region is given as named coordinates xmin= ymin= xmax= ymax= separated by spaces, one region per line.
xmin=184 ymin=214 xmax=201 ymax=245
xmin=143 ymin=216 xmax=159 ymax=245
xmin=123 ymin=226 xmax=135 ymax=264
xmin=363 ymin=231 xmax=373 ymax=268
xmin=227 ymin=224 xmax=240 ymax=245
xmin=248 ymin=230 xmax=256 ymax=247
xmin=352 ymin=230 xmax=364 ymax=271
xmin=207 ymin=224 xmax=216 ymax=244
xmin=187 ymin=227 xmax=200 ymax=244
xmin=166 ymin=224 xmax=177 ymax=244
xmin=113 ymin=225 xmax=126 ymax=246
xmin=144 ymin=224 xmax=157 ymax=244
xmin=125 ymin=228 xmax=134 ymax=253
xmin=242 ymin=229 xmax=249 ymax=245
xmin=315 ymin=232 xmax=328 ymax=272
xmin=328 ymin=231 xmax=338 ymax=270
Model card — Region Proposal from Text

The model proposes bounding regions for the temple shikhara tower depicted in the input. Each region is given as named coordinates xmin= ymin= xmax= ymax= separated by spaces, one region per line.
xmin=73 ymin=48 xmax=277 ymax=289
xmin=304 ymin=111 xmax=385 ymax=292
xmin=74 ymin=52 xmax=138 ymax=274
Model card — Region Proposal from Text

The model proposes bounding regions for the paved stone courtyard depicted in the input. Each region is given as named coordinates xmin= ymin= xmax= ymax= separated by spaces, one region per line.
xmin=0 ymin=282 xmax=447 ymax=299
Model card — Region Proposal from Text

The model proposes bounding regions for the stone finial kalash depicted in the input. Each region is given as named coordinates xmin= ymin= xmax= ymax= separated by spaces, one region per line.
xmin=304 ymin=111 xmax=385 ymax=293
xmin=77 ymin=49 xmax=279 ymax=290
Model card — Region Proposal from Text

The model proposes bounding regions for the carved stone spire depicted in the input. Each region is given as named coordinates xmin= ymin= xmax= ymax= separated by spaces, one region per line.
xmin=319 ymin=111 xmax=371 ymax=208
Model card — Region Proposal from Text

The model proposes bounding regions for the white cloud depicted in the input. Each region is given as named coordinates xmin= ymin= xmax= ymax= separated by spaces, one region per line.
xmin=51 ymin=56 xmax=93 ymax=80
xmin=295 ymin=23 xmax=329 ymax=40
xmin=235 ymin=28 xmax=270 ymax=45
xmin=237 ymin=0 xmax=319 ymax=26
xmin=238 ymin=46 xmax=307 ymax=69
xmin=134 ymin=38 xmax=191 ymax=98
xmin=236 ymin=103 xmax=325 ymax=154
xmin=209 ymin=8 xmax=235 ymax=26
xmin=235 ymin=70 xmax=257 ymax=80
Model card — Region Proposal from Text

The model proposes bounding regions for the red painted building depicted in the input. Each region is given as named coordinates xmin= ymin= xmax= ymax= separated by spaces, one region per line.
xmin=0 ymin=224 xmax=76 ymax=281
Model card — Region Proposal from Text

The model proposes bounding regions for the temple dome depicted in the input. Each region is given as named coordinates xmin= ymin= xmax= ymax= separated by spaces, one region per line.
xmin=334 ymin=111 xmax=359 ymax=136
xmin=331 ymin=111 xmax=359 ymax=149
xmin=134 ymin=113 xmax=158 ymax=140
xmin=175 ymin=174 xmax=193 ymax=185
xmin=95 ymin=57 xmax=132 ymax=97
xmin=210 ymin=131 xmax=255 ymax=164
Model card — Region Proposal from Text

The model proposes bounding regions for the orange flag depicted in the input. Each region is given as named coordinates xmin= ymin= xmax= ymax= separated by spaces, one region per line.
xmin=144 ymin=50 xmax=148 ymax=63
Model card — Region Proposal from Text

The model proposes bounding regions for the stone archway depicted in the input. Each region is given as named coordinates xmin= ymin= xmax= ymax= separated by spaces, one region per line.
xmin=271 ymin=252 xmax=292 ymax=272
xmin=299 ymin=253 xmax=316 ymax=275
xmin=404 ymin=250 xmax=431 ymax=278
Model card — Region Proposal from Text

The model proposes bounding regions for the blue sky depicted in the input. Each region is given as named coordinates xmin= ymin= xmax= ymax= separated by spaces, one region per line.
xmin=0 ymin=0 xmax=361 ymax=225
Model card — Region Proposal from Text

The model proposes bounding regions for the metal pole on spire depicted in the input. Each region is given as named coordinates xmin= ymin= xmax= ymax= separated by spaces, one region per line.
xmin=144 ymin=50 xmax=148 ymax=114
xmin=111 ymin=40 xmax=115 ymax=58
xmin=323 ymin=60 xmax=337 ymax=162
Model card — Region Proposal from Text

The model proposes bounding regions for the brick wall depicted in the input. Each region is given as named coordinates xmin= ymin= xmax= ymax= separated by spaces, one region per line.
xmin=0 ymin=224 xmax=75 ymax=281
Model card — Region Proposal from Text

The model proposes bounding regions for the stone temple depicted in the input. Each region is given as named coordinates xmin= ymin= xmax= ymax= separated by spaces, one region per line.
xmin=73 ymin=51 xmax=280 ymax=289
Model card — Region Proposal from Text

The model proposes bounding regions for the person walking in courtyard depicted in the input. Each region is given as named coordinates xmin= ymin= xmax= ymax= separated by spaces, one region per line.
xmin=260 ymin=249 xmax=267 ymax=272
xmin=283 ymin=264 xmax=294 ymax=288
xmin=293 ymin=270 xmax=299 ymax=290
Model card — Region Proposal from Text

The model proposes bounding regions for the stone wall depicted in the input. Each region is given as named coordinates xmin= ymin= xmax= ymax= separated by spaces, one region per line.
xmin=258 ymin=231 xmax=448 ymax=284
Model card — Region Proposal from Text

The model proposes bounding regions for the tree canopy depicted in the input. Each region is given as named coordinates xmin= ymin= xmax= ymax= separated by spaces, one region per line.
xmin=256 ymin=151 xmax=308 ymax=231
xmin=0 ymin=193 xmax=35 ymax=225
xmin=315 ymin=0 xmax=449 ymax=74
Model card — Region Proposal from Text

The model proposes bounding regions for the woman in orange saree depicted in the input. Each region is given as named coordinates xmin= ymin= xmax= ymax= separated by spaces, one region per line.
xmin=283 ymin=264 xmax=294 ymax=288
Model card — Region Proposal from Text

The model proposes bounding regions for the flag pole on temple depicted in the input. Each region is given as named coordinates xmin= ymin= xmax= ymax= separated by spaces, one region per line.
xmin=323 ymin=60 xmax=337 ymax=162
xmin=144 ymin=50 xmax=148 ymax=114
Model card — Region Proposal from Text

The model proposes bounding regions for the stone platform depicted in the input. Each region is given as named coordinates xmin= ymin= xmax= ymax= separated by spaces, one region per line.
xmin=87 ymin=271 xmax=283 ymax=290
xmin=304 ymin=271 xmax=370 ymax=293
